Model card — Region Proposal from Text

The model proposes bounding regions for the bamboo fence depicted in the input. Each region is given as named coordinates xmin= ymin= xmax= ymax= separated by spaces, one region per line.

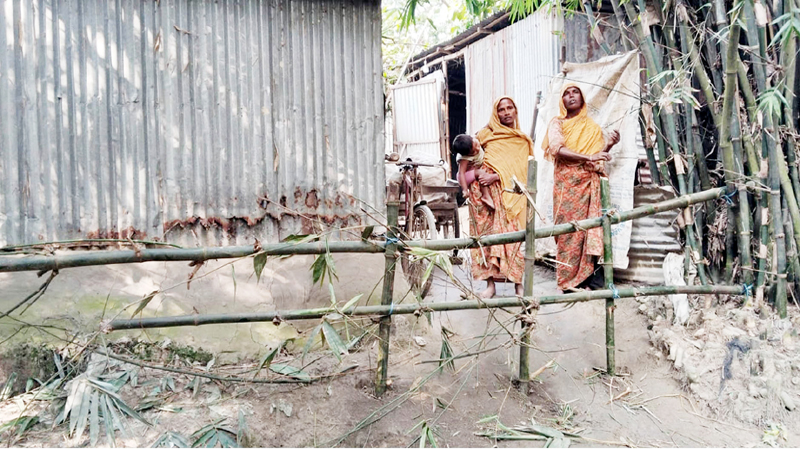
xmin=1 ymin=164 xmax=742 ymax=396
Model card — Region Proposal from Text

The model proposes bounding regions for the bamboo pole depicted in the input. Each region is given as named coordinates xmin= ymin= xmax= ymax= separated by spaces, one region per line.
xmin=640 ymin=109 xmax=662 ymax=186
xmin=608 ymin=0 xmax=635 ymax=52
xmin=676 ymin=1 xmax=720 ymax=128
xmin=108 ymin=285 xmax=747 ymax=331
xmin=624 ymin=0 xmax=709 ymax=285
xmin=375 ymin=189 xmax=400 ymax=397
xmin=582 ymin=0 xmax=612 ymax=55
xmin=0 ymin=188 xmax=727 ymax=273
xmin=746 ymin=0 xmax=790 ymax=316
xmin=601 ymin=178 xmax=615 ymax=376
xmin=519 ymin=160 xmax=537 ymax=393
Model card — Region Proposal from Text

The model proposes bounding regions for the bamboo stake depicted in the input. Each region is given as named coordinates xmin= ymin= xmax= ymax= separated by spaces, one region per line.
xmin=375 ymin=190 xmax=400 ymax=397
xmin=0 ymin=188 xmax=727 ymax=273
xmin=519 ymin=160 xmax=537 ymax=393
xmin=601 ymin=178 xmax=615 ymax=376
xmin=108 ymin=285 xmax=747 ymax=331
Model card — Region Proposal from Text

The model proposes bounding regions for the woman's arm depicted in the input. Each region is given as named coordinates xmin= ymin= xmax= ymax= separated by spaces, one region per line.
xmin=556 ymin=147 xmax=611 ymax=163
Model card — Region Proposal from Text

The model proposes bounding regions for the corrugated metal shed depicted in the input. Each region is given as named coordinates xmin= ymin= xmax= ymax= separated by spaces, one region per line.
xmin=464 ymin=9 xmax=561 ymax=134
xmin=616 ymin=186 xmax=682 ymax=285
xmin=0 ymin=0 xmax=383 ymax=248
xmin=392 ymin=73 xmax=445 ymax=165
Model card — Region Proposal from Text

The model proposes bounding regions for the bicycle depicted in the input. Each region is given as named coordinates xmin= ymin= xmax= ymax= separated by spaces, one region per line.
xmin=386 ymin=154 xmax=442 ymax=297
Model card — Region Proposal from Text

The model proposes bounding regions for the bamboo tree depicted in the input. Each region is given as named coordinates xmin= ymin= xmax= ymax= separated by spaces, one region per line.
xmin=624 ymin=0 xmax=710 ymax=284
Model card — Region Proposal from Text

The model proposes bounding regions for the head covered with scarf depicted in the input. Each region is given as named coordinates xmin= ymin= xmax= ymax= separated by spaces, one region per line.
xmin=476 ymin=96 xmax=535 ymax=229
xmin=541 ymin=83 xmax=605 ymax=161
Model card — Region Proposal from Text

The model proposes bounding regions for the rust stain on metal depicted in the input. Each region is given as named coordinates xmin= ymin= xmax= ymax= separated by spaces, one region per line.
xmin=305 ymin=189 xmax=320 ymax=208
xmin=86 ymin=227 xmax=147 ymax=240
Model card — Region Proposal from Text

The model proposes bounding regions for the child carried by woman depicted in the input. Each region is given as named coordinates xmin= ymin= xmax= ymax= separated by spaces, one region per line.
xmin=452 ymin=134 xmax=495 ymax=210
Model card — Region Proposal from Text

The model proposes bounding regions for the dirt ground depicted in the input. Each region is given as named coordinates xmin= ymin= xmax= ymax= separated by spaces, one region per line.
xmin=2 ymin=260 xmax=798 ymax=448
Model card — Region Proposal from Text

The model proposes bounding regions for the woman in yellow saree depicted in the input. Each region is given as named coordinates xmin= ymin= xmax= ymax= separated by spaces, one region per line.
xmin=468 ymin=96 xmax=533 ymax=298
xmin=542 ymin=83 xmax=620 ymax=291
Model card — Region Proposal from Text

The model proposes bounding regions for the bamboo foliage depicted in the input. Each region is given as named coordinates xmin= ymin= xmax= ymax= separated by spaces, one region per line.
xmin=604 ymin=0 xmax=799 ymax=316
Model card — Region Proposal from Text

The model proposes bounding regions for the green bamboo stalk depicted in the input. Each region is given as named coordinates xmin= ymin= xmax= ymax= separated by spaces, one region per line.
xmin=608 ymin=0 xmax=635 ymax=51
xmin=519 ymin=160 xmax=537 ymax=392
xmin=601 ymin=178 xmax=615 ymax=376
xmin=582 ymin=1 xmax=612 ymax=55
xmin=742 ymin=0 xmax=772 ymax=306
xmin=375 ymin=194 xmax=400 ymax=397
xmin=623 ymin=0 xmax=709 ymax=284
xmin=782 ymin=195 xmax=800 ymax=282
xmin=640 ymin=110 xmax=662 ymax=185
xmin=676 ymin=1 xmax=720 ymax=127
xmin=108 ymin=285 xmax=747 ymax=331
xmin=0 ymin=188 xmax=728 ymax=273
xmin=746 ymin=0 xmax=789 ymax=316
xmin=702 ymin=8 xmax=724 ymax=92
xmin=769 ymin=144 xmax=788 ymax=318
xmin=780 ymin=0 xmax=800 ymax=202
xmin=651 ymin=106 xmax=674 ymax=185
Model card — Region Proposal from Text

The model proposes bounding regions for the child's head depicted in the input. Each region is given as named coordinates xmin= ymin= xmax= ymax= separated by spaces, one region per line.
xmin=452 ymin=134 xmax=475 ymax=156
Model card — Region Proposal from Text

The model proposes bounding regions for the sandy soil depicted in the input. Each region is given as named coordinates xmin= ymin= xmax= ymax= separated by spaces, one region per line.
xmin=2 ymin=261 xmax=797 ymax=448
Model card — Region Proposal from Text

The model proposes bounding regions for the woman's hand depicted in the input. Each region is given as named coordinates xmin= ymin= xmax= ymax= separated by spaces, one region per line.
xmin=605 ymin=130 xmax=620 ymax=150
xmin=476 ymin=171 xmax=500 ymax=186
xmin=589 ymin=152 xmax=612 ymax=162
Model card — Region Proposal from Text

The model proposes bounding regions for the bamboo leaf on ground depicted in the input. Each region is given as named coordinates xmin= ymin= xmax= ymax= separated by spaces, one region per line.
xmin=302 ymin=324 xmax=322 ymax=363
xmin=321 ymin=321 xmax=349 ymax=360
xmin=0 ymin=415 xmax=39 ymax=440
xmin=268 ymin=364 xmax=312 ymax=382
xmin=253 ymin=341 xmax=285 ymax=379
xmin=0 ymin=372 xmax=16 ymax=400
xmin=151 ymin=431 xmax=190 ymax=448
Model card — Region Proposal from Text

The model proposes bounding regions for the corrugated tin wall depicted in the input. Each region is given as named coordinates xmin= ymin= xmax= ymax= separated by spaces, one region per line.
xmin=392 ymin=74 xmax=444 ymax=165
xmin=464 ymin=9 xmax=561 ymax=135
xmin=0 ymin=0 xmax=384 ymax=247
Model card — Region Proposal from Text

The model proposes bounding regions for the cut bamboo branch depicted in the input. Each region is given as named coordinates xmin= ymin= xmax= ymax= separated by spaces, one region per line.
xmin=107 ymin=285 xmax=747 ymax=331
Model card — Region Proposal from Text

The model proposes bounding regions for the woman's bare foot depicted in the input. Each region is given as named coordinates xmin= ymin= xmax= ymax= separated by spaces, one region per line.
xmin=481 ymin=279 xmax=496 ymax=299
xmin=515 ymin=283 xmax=524 ymax=296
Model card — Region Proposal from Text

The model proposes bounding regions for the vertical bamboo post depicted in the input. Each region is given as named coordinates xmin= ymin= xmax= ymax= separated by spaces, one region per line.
xmin=375 ymin=186 xmax=400 ymax=397
xmin=601 ymin=178 xmax=615 ymax=376
xmin=519 ymin=159 xmax=537 ymax=393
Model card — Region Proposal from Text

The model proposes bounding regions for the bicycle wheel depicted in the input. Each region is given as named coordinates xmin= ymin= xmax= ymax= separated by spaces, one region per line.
xmin=401 ymin=204 xmax=438 ymax=298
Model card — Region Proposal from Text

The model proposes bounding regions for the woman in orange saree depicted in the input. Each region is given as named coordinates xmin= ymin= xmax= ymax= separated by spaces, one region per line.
xmin=468 ymin=97 xmax=534 ymax=298
xmin=542 ymin=84 xmax=620 ymax=291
